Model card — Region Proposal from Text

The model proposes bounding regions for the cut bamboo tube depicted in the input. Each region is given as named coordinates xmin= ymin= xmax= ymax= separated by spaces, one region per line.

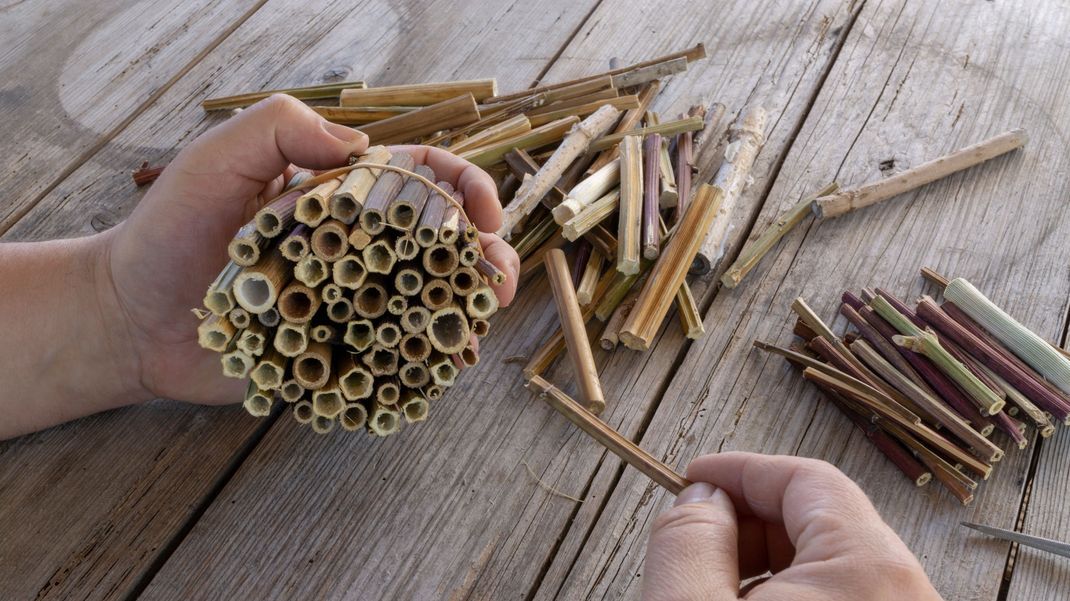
xmin=310 ymin=324 xmax=337 ymax=343
xmin=311 ymin=415 xmax=336 ymax=435
xmin=528 ymin=95 xmax=639 ymax=127
xmin=656 ymin=131 xmax=678 ymax=209
xmin=394 ymin=235 xmax=420 ymax=261
xmin=466 ymin=287 xmax=499 ymax=320
xmin=460 ymin=116 xmax=579 ymax=168
xmin=871 ymin=296 xmax=1005 ymax=416
xmin=617 ymin=135 xmax=644 ymax=275
xmin=472 ymin=319 xmax=490 ymax=337
xmin=401 ymin=306 xmax=431 ymax=334
xmin=449 ymin=266 xmax=481 ymax=297
xmin=576 ymin=250 xmax=604 ymax=306
xmin=590 ymin=117 xmax=704 ymax=153
xmin=943 ymin=277 xmax=1070 ymax=395
xmin=236 ymin=321 xmax=268 ymax=357
xmin=562 ymin=190 xmax=620 ymax=241
xmin=693 ymin=106 xmax=766 ymax=276
xmin=487 ymin=44 xmax=704 ymax=103
xmin=344 ymin=319 xmax=375 ymax=352
xmin=401 ymin=392 xmax=430 ymax=424
xmin=228 ymin=307 xmax=251 ymax=329
xmin=814 ymin=129 xmax=1028 ymax=219
xmin=233 ymin=247 xmax=291 ymax=314
xmin=439 ymin=207 xmax=461 ymax=244
xmin=340 ymin=79 xmax=497 ymax=107
xmin=254 ymin=188 xmax=303 ymax=237
xmin=322 ymin=283 xmax=343 ymax=303
xmin=330 ymin=146 xmax=392 ymax=224
xmin=221 ymin=345 xmax=255 ymax=379
xmin=527 ymin=375 xmax=690 ymax=494
xmin=619 ymin=184 xmax=723 ymax=350
xmin=399 ymin=361 xmax=431 ymax=388
xmin=554 ymin=159 xmax=619 ymax=223
xmin=257 ymin=307 xmax=280 ymax=328
xmin=361 ymin=240 xmax=397 ymax=274
xmin=202 ymin=80 xmax=366 ymax=111
xmin=281 ymin=224 xmax=311 ymax=262
xmin=295 ymin=178 xmax=342 ymax=227
xmin=310 ymin=219 xmax=351 ymax=261
xmin=313 ymin=375 xmax=344 ymax=419
xmin=368 ymin=402 xmax=401 ymax=436
xmin=376 ymin=322 xmax=402 ymax=348
xmin=427 ymin=305 xmax=471 ymax=354
xmin=243 ymin=382 xmax=274 ymax=417
xmin=601 ymin=289 xmax=639 ymax=351
xmin=459 ymin=346 xmax=480 ymax=367
xmin=387 ymin=294 xmax=408 ymax=316
xmin=360 ymin=94 xmax=481 ymax=144
xmin=498 ymin=106 xmax=621 ymax=239
xmin=983 ymin=366 xmax=1056 ymax=437
xmin=338 ymin=353 xmax=373 ymax=400
xmin=360 ymin=153 xmax=416 ymax=234
xmin=293 ymin=254 xmax=328 ymax=287
xmin=340 ymin=402 xmax=369 ymax=431
xmin=415 ymin=182 xmax=450 ymax=247
xmin=672 ymin=104 xmax=707 ymax=219
xmin=280 ymin=379 xmax=304 ymax=403
xmin=720 ymin=182 xmax=840 ymax=288
xmin=400 ymin=333 xmax=432 ymax=362
xmin=354 ymin=281 xmax=388 ymax=318
xmin=424 ymin=385 xmax=445 ymax=401
xmin=423 ymin=244 xmax=460 ymax=278
xmin=387 ymin=164 xmax=435 ymax=230
xmin=429 ymin=353 xmax=459 ymax=386
xmin=227 ymin=223 xmax=265 ymax=267
xmin=197 ymin=314 xmax=237 ymax=352
xmin=447 ymin=115 xmax=531 ymax=155
xmin=363 ymin=344 xmax=399 ymax=377
xmin=376 ymin=379 xmax=401 ymax=406
xmin=641 ymin=133 xmax=662 ymax=259
xmin=294 ymin=341 xmax=331 ymax=390
xmin=331 ymin=255 xmax=367 ymax=290
xmin=545 ymin=249 xmax=606 ymax=414
xmin=612 ymin=56 xmax=689 ymax=88
xmin=395 ymin=268 xmax=424 ymax=297
xmin=204 ymin=261 xmax=240 ymax=316
xmin=459 ymin=243 xmax=480 ymax=267
xmin=293 ymin=401 xmax=315 ymax=424
xmin=277 ymin=282 xmax=321 ymax=324
xmin=312 ymin=105 xmax=411 ymax=124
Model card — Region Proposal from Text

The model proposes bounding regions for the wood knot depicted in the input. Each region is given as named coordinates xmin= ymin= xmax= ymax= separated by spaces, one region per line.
xmin=322 ymin=66 xmax=351 ymax=82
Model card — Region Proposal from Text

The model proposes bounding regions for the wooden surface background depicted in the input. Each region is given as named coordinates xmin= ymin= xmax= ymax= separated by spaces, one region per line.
xmin=2 ymin=0 xmax=1069 ymax=599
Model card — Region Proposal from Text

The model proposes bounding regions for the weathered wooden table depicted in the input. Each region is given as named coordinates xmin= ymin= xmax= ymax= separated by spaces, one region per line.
xmin=2 ymin=1 xmax=1069 ymax=599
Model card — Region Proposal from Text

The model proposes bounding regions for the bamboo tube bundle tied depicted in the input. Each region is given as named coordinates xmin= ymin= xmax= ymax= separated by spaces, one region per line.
xmin=199 ymin=155 xmax=502 ymax=437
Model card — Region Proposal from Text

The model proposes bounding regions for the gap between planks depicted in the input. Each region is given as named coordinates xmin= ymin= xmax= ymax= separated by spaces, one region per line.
xmin=0 ymin=0 xmax=273 ymax=237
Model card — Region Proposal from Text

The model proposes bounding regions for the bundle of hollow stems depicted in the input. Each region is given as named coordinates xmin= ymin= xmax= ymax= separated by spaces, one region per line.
xmin=755 ymin=268 xmax=1070 ymax=505
xmin=197 ymin=148 xmax=503 ymax=436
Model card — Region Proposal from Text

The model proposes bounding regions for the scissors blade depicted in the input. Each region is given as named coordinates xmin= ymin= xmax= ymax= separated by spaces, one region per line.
xmin=962 ymin=522 xmax=1070 ymax=559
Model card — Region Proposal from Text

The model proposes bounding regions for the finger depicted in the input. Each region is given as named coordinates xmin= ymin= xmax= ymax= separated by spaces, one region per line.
xmin=166 ymin=94 xmax=368 ymax=205
xmin=391 ymin=144 xmax=501 ymax=232
xmin=686 ymin=453 xmax=893 ymax=562
xmin=478 ymin=232 xmax=519 ymax=306
xmin=642 ymin=482 xmax=740 ymax=601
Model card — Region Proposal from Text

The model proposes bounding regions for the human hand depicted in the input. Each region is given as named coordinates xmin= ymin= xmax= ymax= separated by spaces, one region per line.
xmin=99 ymin=94 xmax=519 ymax=406
xmin=641 ymin=452 xmax=943 ymax=600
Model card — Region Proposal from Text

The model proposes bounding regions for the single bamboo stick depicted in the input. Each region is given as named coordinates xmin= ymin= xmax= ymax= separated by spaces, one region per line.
xmin=589 ymin=117 xmax=704 ymax=153
xmin=292 ymin=400 xmax=315 ymax=425
xmin=257 ymin=307 xmax=281 ymax=328
xmin=460 ymin=116 xmax=579 ymax=168
xmin=312 ymin=373 xmax=345 ymax=419
xmin=395 ymin=268 xmax=424 ymax=297
xmin=472 ymin=318 xmax=490 ymax=337
xmin=387 ymin=294 xmax=408 ymax=316
xmin=447 ymin=115 xmax=531 ymax=155
xmin=294 ymin=341 xmax=332 ymax=390
xmin=439 ymin=206 xmax=461 ymax=244
xmin=295 ymin=178 xmax=342 ymax=227
xmin=576 ymin=250 xmax=604 ymax=306
xmin=293 ymin=253 xmax=328 ymax=288
xmin=527 ymin=375 xmax=690 ymax=494
xmin=280 ymin=379 xmax=304 ymax=403
xmin=544 ymin=249 xmax=606 ymax=414
xmin=529 ymin=95 xmax=639 ymax=128
xmin=466 ymin=286 xmax=499 ymax=320
xmin=562 ymin=190 xmax=620 ymax=241
xmin=361 ymin=240 xmax=397 ymax=275
xmin=814 ymin=129 xmax=1028 ymax=219
xmin=376 ymin=322 xmax=402 ymax=348
xmin=415 ymin=182 xmax=450 ymax=248
xmin=376 ymin=378 xmax=401 ymax=406
xmin=525 ymin=87 xmax=618 ymax=117
xmin=427 ymin=304 xmax=471 ymax=354
xmin=399 ymin=361 xmax=431 ymax=389
xmin=340 ymin=402 xmax=369 ymax=431
xmin=641 ymin=134 xmax=662 ymax=260
xmin=339 ymin=79 xmax=497 ymax=107
xmin=310 ymin=324 xmax=338 ymax=343
xmin=429 ymin=353 xmax=459 ymax=386
xmin=254 ymin=188 xmax=304 ymax=238
xmin=363 ymin=344 xmax=399 ymax=377
xmin=401 ymin=391 xmax=430 ymax=424
xmin=401 ymin=306 xmax=431 ymax=334
xmin=312 ymin=106 xmax=411 ymax=124
xmin=616 ymin=135 xmax=644 ymax=275
xmin=368 ymin=402 xmax=401 ymax=436
xmin=400 ymin=333 xmax=432 ymax=363
xmin=619 ymin=184 xmax=723 ymax=350
xmin=277 ymin=282 xmax=320 ymax=324
xmin=720 ymin=182 xmax=840 ymax=288
xmin=331 ymin=255 xmax=367 ymax=290
xmin=423 ymin=244 xmax=460 ymax=278
xmin=693 ymin=106 xmax=767 ymax=276
xmin=354 ymin=281 xmax=388 ymax=318
xmin=387 ymin=164 xmax=435 ymax=230
xmin=227 ymin=223 xmax=265 ymax=267
xmin=228 ymin=307 xmax=251 ymax=329
xmin=498 ymin=106 xmax=621 ymax=239
xmin=459 ymin=243 xmax=481 ymax=268
xmin=450 ymin=266 xmax=481 ymax=297
xmin=204 ymin=261 xmax=241 ymax=316
xmin=359 ymin=153 xmax=416 ymax=234
xmin=310 ymin=219 xmax=350 ymax=262
xmin=236 ymin=321 xmax=268 ymax=357
xmin=330 ymin=146 xmax=393 ymax=224
xmin=553 ymin=159 xmax=619 ymax=224
xmin=233 ymin=247 xmax=291 ymax=314
xmin=221 ymin=343 xmax=255 ymax=379
xmin=280 ymin=224 xmax=311 ymax=262
xmin=394 ymin=235 xmax=420 ymax=261
xmin=197 ymin=314 xmax=237 ymax=352
xmin=338 ymin=353 xmax=374 ymax=401
xmin=243 ymin=381 xmax=274 ymax=417
xmin=202 ymin=80 xmax=367 ymax=111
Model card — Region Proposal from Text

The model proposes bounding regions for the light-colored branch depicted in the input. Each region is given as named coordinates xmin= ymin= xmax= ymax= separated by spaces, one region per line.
xmin=544 ymin=249 xmax=606 ymax=414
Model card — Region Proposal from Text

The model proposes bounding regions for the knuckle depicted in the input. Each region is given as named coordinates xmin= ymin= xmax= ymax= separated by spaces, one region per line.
xmin=652 ymin=503 xmax=728 ymax=534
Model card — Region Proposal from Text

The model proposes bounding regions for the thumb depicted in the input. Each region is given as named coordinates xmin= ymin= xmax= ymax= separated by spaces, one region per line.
xmin=642 ymin=483 xmax=740 ymax=601
xmin=164 ymin=94 xmax=368 ymax=205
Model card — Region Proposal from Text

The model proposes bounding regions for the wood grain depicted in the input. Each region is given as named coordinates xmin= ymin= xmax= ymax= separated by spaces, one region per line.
xmin=133 ymin=2 xmax=861 ymax=600
xmin=544 ymin=1 xmax=1070 ymax=599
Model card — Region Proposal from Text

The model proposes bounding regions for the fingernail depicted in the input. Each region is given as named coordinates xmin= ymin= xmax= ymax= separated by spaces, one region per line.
xmin=674 ymin=482 xmax=718 ymax=506
xmin=323 ymin=121 xmax=368 ymax=147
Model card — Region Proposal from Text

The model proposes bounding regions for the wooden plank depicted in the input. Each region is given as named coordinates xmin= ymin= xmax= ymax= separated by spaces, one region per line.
xmin=0 ymin=1 xmax=603 ymax=600
xmin=544 ymin=1 xmax=1070 ymax=599
xmin=131 ymin=2 xmax=861 ymax=599
xmin=0 ymin=0 xmax=266 ymax=235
